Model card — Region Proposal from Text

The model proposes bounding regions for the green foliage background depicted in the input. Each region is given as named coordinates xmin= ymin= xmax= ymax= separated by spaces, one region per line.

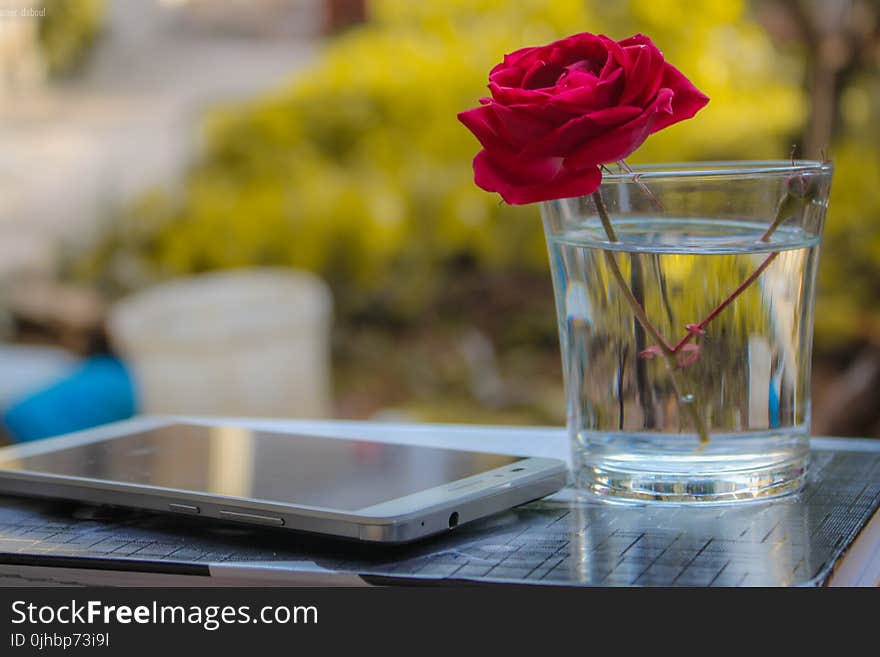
xmin=37 ymin=0 xmax=105 ymax=76
xmin=78 ymin=0 xmax=878 ymax=351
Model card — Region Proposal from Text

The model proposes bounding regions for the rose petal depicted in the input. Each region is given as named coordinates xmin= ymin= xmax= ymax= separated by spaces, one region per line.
xmin=586 ymin=105 xmax=646 ymax=126
xmin=502 ymin=98 xmax=576 ymax=125
xmin=521 ymin=59 xmax=566 ymax=90
xmin=481 ymin=142 xmax=557 ymax=185
xmin=543 ymin=33 xmax=607 ymax=68
xmin=488 ymin=64 xmax=524 ymax=88
xmin=508 ymin=166 xmax=602 ymax=204
xmin=563 ymin=88 xmax=673 ymax=168
xmin=619 ymin=41 xmax=664 ymax=106
xmin=557 ymin=69 xmax=599 ymax=91
xmin=650 ymin=63 xmax=710 ymax=132
xmin=488 ymin=103 xmax=559 ymax=149
xmin=547 ymin=72 xmax=600 ymax=110
xmin=500 ymin=45 xmax=542 ymax=71
xmin=457 ymin=104 xmax=505 ymax=151
xmin=598 ymin=47 xmax=620 ymax=80
xmin=473 ymin=149 xmax=601 ymax=204
xmin=564 ymin=59 xmax=600 ymax=76
xmin=593 ymin=66 xmax=624 ymax=109
xmin=523 ymin=105 xmax=643 ymax=157
xmin=487 ymin=80 xmax=552 ymax=106
xmin=597 ymin=34 xmax=626 ymax=66
xmin=460 ymin=31 xmax=710 ymax=204
xmin=617 ymin=33 xmax=655 ymax=48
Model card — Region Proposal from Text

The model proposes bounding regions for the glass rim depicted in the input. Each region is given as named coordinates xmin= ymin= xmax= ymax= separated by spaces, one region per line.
xmin=601 ymin=160 xmax=833 ymax=181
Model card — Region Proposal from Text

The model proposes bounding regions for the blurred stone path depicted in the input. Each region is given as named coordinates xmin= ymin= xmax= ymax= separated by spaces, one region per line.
xmin=0 ymin=0 xmax=318 ymax=278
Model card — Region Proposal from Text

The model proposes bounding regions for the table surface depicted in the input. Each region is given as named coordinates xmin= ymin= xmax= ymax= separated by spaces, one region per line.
xmin=0 ymin=417 xmax=879 ymax=587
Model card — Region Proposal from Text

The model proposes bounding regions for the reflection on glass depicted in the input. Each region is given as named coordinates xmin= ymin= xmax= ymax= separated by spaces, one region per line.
xmin=208 ymin=426 xmax=254 ymax=498
xmin=567 ymin=497 xmax=810 ymax=586
xmin=0 ymin=424 xmax=521 ymax=511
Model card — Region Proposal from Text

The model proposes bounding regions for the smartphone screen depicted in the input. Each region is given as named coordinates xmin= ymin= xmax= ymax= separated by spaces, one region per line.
xmin=0 ymin=424 xmax=523 ymax=510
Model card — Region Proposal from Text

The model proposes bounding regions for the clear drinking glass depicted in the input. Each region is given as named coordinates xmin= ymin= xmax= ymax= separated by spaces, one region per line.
xmin=541 ymin=161 xmax=833 ymax=502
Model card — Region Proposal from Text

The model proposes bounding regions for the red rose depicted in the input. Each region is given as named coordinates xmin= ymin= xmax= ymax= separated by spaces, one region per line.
xmin=458 ymin=33 xmax=709 ymax=205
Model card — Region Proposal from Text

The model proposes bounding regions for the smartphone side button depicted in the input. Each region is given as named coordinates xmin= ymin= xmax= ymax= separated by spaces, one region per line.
xmin=219 ymin=510 xmax=285 ymax=527
xmin=168 ymin=503 xmax=200 ymax=514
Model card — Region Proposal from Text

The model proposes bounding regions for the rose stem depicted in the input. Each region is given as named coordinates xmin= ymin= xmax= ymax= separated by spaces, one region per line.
xmin=630 ymin=256 xmax=657 ymax=428
xmin=617 ymin=160 xmax=675 ymax=326
xmin=666 ymin=190 xmax=800 ymax=354
xmin=616 ymin=162 xmax=708 ymax=442
xmin=670 ymin=252 xmax=779 ymax=353
xmin=592 ymin=190 xmax=673 ymax=349
xmin=591 ymin=190 xmax=710 ymax=443
xmin=617 ymin=160 xmax=664 ymax=212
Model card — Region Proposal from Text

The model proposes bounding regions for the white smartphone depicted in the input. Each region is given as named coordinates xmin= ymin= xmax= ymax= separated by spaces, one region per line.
xmin=0 ymin=418 xmax=567 ymax=543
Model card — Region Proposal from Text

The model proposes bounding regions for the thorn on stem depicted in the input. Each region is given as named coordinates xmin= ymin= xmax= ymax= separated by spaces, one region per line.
xmin=638 ymin=345 xmax=663 ymax=360
xmin=676 ymin=344 xmax=701 ymax=368
xmin=617 ymin=159 xmax=663 ymax=211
